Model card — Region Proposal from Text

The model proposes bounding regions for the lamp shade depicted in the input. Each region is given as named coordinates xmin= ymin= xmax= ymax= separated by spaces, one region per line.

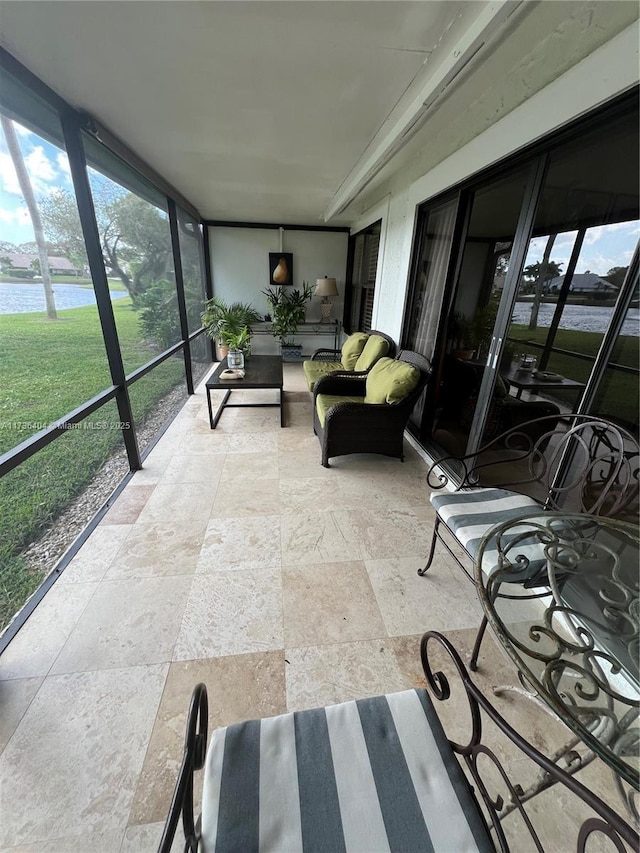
xmin=315 ymin=277 xmax=338 ymax=297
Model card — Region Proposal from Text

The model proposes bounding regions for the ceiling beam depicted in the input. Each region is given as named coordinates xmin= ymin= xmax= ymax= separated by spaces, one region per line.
xmin=323 ymin=0 xmax=534 ymax=221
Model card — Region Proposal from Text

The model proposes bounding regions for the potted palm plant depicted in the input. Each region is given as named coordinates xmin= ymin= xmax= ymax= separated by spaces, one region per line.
xmin=262 ymin=282 xmax=314 ymax=360
xmin=201 ymin=297 xmax=262 ymax=359
xmin=223 ymin=326 xmax=252 ymax=370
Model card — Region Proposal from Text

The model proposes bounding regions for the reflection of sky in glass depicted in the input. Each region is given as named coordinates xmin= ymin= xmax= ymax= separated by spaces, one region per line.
xmin=525 ymin=222 xmax=640 ymax=276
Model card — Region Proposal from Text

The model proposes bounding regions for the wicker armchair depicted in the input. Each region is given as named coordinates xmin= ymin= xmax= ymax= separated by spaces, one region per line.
xmin=309 ymin=329 xmax=396 ymax=363
xmin=313 ymin=350 xmax=431 ymax=467
xmin=303 ymin=329 xmax=396 ymax=391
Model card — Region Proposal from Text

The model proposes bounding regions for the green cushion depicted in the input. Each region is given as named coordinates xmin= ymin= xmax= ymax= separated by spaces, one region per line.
xmin=364 ymin=357 xmax=421 ymax=405
xmin=316 ymin=394 xmax=365 ymax=428
xmin=354 ymin=335 xmax=390 ymax=372
xmin=340 ymin=333 xmax=369 ymax=371
xmin=302 ymin=360 xmax=344 ymax=391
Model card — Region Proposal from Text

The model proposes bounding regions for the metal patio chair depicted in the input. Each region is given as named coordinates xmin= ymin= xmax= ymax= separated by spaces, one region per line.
xmin=418 ymin=414 xmax=640 ymax=670
xmin=158 ymin=631 xmax=637 ymax=853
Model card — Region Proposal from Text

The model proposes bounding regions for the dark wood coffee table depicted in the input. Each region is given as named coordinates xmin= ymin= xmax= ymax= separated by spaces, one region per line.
xmin=205 ymin=355 xmax=284 ymax=429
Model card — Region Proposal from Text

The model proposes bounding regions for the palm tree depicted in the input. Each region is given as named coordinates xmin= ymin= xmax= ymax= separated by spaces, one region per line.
xmin=525 ymin=236 xmax=562 ymax=330
xmin=0 ymin=115 xmax=57 ymax=319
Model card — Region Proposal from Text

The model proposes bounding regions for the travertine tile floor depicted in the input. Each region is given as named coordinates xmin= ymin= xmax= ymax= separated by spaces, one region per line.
xmin=0 ymin=365 xmax=626 ymax=852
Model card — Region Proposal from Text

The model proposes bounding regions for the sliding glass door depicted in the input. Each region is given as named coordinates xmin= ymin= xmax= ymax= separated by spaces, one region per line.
xmin=405 ymin=196 xmax=459 ymax=433
xmin=405 ymin=92 xmax=639 ymax=468
xmin=500 ymin=106 xmax=639 ymax=434
xmin=425 ymin=165 xmax=534 ymax=455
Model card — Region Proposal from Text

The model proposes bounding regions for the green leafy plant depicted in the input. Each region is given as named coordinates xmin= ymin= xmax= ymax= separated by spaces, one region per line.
xmin=451 ymin=298 xmax=499 ymax=357
xmin=261 ymin=282 xmax=313 ymax=344
xmin=222 ymin=325 xmax=252 ymax=352
xmin=201 ymin=297 xmax=261 ymax=349
xmin=137 ymin=279 xmax=179 ymax=349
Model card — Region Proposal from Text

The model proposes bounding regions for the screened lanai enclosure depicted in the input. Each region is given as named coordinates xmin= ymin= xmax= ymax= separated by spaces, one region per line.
xmin=0 ymin=60 xmax=212 ymax=640
xmin=0 ymin=2 xmax=638 ymax=647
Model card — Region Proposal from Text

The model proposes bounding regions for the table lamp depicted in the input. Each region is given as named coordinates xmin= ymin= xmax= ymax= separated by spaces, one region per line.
xmin=315 ymin=276 xmax=338 ymax=323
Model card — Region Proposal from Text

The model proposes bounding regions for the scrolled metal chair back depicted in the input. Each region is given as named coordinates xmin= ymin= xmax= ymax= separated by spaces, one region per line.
xmin=428 ymin=414 xmax=639 ymax=519
xmin=420 ymin=630 xmax=638 ymax=852
xmin=539 ymin=416 xmax=639 ymax=517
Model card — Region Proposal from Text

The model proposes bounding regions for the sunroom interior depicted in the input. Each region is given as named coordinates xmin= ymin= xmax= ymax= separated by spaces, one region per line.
xmin=0 ymin=2 xmax=638 ymax=850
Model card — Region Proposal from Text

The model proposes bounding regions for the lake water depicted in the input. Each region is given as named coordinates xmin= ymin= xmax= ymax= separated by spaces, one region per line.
xmin=512 ymin=301 xmax=639 ymax=337
xmin=1 ymin=282 xmax=638 ymax=338
xmin=0 ymin=281 xmax=129 ymax=314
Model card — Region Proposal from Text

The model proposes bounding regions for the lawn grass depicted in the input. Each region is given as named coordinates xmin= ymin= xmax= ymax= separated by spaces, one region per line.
xmin=0 ymin=298 xmax=175 ymax=451
xmin=0 ymin=299 xmax=189 ymax=630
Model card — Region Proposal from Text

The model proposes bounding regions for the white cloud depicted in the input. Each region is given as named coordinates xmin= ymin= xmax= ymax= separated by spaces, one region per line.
xmin=582 ymin=222 xmax=640 ymax=245
xmin=553 ymin=231 xmax=578 ymax=250
xmin=0 ymin=151 xmax=22 ymax=195
xmin=25 ymin=145 xmax=56 ymax=185
xmin=56 ymin=151 xmax=72 ymax=178
xmin=577 ymin=250 xmax=635 ymax=275
xmin=0 ymin=205 xmax=30 ymax=226
xmin=0 ymin=142 xmax=64 ymax=199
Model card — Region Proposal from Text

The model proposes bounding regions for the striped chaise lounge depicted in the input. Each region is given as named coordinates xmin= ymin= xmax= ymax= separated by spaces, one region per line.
xmin=159 ymin=631 xmax=635 ymax=853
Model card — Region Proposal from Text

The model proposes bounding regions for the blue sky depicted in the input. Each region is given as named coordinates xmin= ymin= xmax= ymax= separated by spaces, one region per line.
xmin=0 ymin=121 xmax=75 ymax=246
xmin=525 ymin=223 xmax=640 ymax=279
xmin=1 ymin=119 xmax=639 ymax=277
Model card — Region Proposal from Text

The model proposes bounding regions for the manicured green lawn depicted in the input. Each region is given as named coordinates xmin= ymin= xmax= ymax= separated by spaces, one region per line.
xmin=0 ymin=299 xmax=188 ymax=630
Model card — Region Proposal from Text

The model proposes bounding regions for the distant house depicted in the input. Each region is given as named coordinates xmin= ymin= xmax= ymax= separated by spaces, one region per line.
xmin=545 ymin=272 xmax=618 ymax=294
xmin=2 ymin=253 xmax=35 ymax=272
xmin=2 ymin=253 xmax=83 ymax=276
xmin=47 ymin=256 xmax=83 ymax=276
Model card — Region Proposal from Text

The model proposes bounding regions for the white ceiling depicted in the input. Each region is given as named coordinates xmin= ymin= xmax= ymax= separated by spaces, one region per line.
xmin=0 ymin=1 xmax=487 ymax=224
xmin=2 ymin=2 xmax=636 ymax=227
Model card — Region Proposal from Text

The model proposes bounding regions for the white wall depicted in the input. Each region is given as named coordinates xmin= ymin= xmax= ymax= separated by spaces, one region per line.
xmin=356 ymin=22 xmax=639 ymax=346
xmin=208 ymin=225 xmax=349 ymax=354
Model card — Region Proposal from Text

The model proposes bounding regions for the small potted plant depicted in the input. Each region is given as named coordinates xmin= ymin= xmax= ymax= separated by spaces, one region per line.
xmin=451 ymin=312 xmax=476 ymax=361
xmin=262 ymin=282 xmax=314 ymax=360
xmin=223 ymin=326 xmax=251 ymax=370
xmin=201 ymin=297 xmax=262 ymax=359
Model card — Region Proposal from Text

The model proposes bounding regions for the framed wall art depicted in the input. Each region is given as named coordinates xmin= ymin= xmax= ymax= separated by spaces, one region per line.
xmin=269 ymin=252 xmax=293 ymax=286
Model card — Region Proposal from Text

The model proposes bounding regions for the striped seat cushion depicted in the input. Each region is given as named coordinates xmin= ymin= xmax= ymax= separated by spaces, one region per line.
xmin=431 ymin=488 xmax=549 ymax=586
xmin=200 ymin=688 xmax=492 ymax=852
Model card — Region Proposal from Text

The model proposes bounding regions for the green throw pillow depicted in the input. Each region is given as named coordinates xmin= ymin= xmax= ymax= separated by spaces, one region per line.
xmin=364 ymin=357 xmax=420 ymax=404
xmin=354 ymin=335 xmax=390 ymax=372
xmin=340 ymin=332 xmax=369 ymax=370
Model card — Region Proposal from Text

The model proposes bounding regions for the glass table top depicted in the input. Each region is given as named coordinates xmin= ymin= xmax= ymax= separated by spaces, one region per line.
xmin=475 ymin=511 xmax=639 ymax=789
